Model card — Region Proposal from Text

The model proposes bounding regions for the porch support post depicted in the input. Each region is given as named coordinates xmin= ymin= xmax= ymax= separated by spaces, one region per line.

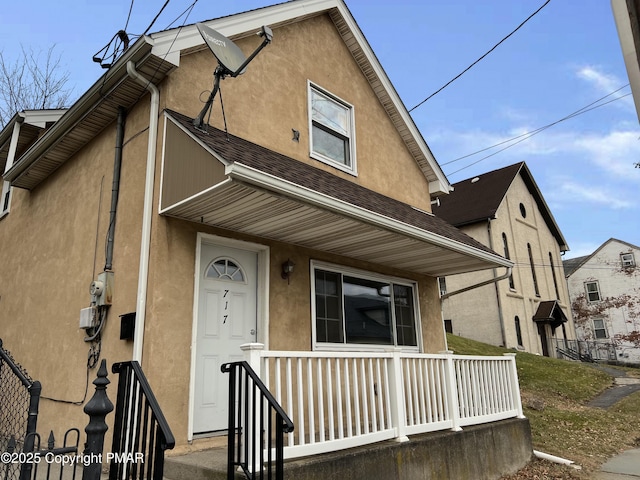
xmin=240 ymin=343 xmax=264 ymax=474
xmin=504 ymin=353 xmax=525 ymax=418
xmin=241 ymin=343 xmax=264 ymax=374
xmin=387 ymin=348 xmax=409 ymax=442
xmin=440 ymin=350 xmax=462 ymax=432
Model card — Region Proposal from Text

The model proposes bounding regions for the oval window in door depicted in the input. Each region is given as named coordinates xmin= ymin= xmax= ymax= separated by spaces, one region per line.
xmin=205 ymin=257 xmax=246 ymax=282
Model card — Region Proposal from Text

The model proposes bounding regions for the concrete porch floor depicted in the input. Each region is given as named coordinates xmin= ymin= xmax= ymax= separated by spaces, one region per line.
xmin=163 ymin=418 xmax=533 ymax=480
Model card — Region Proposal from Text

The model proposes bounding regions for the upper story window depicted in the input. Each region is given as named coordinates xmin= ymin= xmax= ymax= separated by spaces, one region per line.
xmin=527 ymin=243 xmax=540 ymax=297
xmin=502 ymin=233 xmax=515 ymax=289
xmin=549 ymin=252 xmax=560 ymax=299
xmin=312 ymin=262 xmax=419 ymax=350
xmin=0 ymin=180 xmax=11 ymax=218
xmin=308 ymin=83 xmax=356 ymax=174
xmin=514 ymin=316 xmax=523 ymax=347
xmin=621 ymin=253 xmax=636 ymax=269
xmin=585 ymin=281 xmax=601 ymax=303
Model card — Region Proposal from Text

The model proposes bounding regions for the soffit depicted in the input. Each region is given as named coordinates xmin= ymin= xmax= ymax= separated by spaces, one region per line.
xmin=162 ymin=110 xmax=511 ymax=277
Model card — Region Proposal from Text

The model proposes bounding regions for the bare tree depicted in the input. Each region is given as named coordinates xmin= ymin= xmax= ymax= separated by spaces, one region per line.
xmin=0 ymin=45 xmax=72 ymax=127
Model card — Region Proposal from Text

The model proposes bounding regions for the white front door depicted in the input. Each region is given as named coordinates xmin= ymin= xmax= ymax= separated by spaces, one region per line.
xmin=193 ymin=243 xmax=258 ymax=434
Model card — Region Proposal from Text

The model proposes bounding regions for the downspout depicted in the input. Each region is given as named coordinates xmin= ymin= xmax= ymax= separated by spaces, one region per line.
xmin=487 ymin=220 xmax=508 ymax=348
xmin=105 ymin=106 xmax=126 ymax=271
xmin=440 ymin=266 xmax=513 ymax=301
xmin=126 ymin=61 xmax=159 ymax=363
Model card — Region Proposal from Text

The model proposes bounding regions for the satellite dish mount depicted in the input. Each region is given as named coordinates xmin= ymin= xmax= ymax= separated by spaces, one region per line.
xmin=193 ymin=23 xmax=273 ymax=130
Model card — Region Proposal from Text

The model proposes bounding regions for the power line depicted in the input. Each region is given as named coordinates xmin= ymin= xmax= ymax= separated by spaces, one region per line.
xmin=409 ymin=0 xmax=552 ymax=112
xmin=142 ymin=0 xmax=171 ymax=37
xmin=441 ymin=84 xmax=630 ymax=167
xmin=445 ymin=90 xmax=632 ymax=177
xmin=124 ymin=0 xmax=135 ymax=31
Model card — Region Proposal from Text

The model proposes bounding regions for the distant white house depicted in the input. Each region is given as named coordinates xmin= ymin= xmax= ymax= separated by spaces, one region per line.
xmin=564 ymin=238 xmax=640 ymax=365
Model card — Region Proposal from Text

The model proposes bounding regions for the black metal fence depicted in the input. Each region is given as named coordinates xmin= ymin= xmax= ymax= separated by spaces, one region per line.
xmin=0 ymin=339 xmax=41 ymax=480
xmin=1 ymin=338 xmax=174 ymax=480
xmin=554 ymin=338 xmax=617 ymax=363
xmin=109 ymin=361 xmax=175 ymax=480
xmin=222 ymin=361 xmax=294 ymax=480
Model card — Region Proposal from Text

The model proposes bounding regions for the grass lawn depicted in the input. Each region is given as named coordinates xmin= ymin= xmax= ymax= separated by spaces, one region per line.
xmin=446 ymin=334 xmax=640 ymax=476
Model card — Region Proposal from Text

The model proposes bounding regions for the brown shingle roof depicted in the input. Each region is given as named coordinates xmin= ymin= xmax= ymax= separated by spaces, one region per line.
xmin=432 ymin=163 xmax=522 ymax=226
xmin=165 ymin=109 xmax=503 ymax=259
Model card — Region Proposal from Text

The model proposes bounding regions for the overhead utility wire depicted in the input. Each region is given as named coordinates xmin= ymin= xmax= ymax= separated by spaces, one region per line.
xmin=124 ymin=0 xmax=135 ymax=31
xmin=442 ymin=84 xmax=631 ymax=167
xmin=141 ymin=0 xmax=171 ymax=36
xmin=445 ymin=90 xmax=632 ymax=176
xmin=408 ymin=0 xmax=552 ymax=112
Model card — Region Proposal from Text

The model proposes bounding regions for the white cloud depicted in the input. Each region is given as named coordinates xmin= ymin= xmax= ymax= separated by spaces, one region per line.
xmin=573 ymin=130 xmax=640 ymax=177
xmin=576 ymin=66 xmax=622 ymax=93
xmin=555 ymin=181 xmax=634 ymax=209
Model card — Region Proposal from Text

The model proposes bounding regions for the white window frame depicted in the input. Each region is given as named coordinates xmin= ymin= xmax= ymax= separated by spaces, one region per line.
xmin=592 ymin=318 xmax=608 ymax=339
xmin=621 ymin=252 xmax=635 ymax=268
xmin=310 ymin=260 xmax=421 ymax=352
xmin=0 ymin=180 xmax=12 ymax=218
xmin=585 ymin=281 xmax=601 ymax=303
xmin=308 ymin=81 xmax=357 ymax=175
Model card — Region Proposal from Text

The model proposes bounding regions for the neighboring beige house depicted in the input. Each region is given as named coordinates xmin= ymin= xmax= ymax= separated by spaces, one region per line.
xmin=433 ymin=162 xmax=576 ymax=357
xmin=0 ymin=0 xmax=531 ymax=473
xmin=564 ymin=238 xmax=640 ymax=365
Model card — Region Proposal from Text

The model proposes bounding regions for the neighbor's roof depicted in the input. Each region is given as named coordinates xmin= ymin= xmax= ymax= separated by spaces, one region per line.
xmin=4 ymin=0 xmax=450 ymax=196
xmin=432 ymin=162 xmax=569 ymax=252
xmin=563 ymin=237 xmax=640 ymax=278
xmin=162 ymin=109 xmax=512 ymax=277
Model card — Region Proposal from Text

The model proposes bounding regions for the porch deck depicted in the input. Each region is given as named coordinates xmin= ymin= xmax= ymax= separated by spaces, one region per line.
xmin=164 ymin=418 xmax=533 ymax=480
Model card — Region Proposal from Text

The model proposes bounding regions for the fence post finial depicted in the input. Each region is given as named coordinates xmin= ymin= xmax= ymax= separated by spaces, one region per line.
xmin=82 ymin=359 xmax=114 ymax=480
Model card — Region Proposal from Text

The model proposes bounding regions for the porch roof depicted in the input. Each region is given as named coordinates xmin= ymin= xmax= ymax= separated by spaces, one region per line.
xmin=161 ymin=110 xmax=512 ymax=277
xmin=533 ymin=300 xmax=568 ymax=330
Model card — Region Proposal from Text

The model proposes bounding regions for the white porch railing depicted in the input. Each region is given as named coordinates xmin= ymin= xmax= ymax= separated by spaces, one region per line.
xmin=241 ymin=345 xmax=524 ymax=460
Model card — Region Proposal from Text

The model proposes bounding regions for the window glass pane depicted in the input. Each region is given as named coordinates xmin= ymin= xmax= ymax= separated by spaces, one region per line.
xmin=312 ymin=125 xmax=348 ymax=165
xmin=394 ymin=284 xmax=417 ymax=346
xmin=312 ymin=91 xmax=349 ymax=136
xmin=343 ymin=275 xmax=392 ymax=345
xmin=315 ymin=270 xmax=343 ymax=343
xmin=206 ymin=258 xmax=245 ymax=282
xmin=586 ymin=282 xmax=600 ymax=302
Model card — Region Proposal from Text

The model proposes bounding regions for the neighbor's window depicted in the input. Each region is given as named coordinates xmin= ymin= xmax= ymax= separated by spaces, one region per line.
xmin=502 ymin=233 xmax=515 ymax=289
xmin=309 ymin=83 xmax=356 ymax=173
xmin=621 ymin=253 xmax=635 ymax=268
xmin=585 ymin=281 xmax=601 ymax=302
xmin=514 ymin=316 xmax=523 ymax=347
xmin=549 ymin=252 xmax=560 ymax=299
xmin=593 ymin=318 xmax=608 ymax=339
xmin=438 ymin=277 xmax=447 ymax=296
xmin=527 ymin=243 xmax=540 ymax=297
xmin=313 ymin=263 xmax=418 ymax=349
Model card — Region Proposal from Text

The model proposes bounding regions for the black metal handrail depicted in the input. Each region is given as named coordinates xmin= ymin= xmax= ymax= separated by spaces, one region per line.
xmin=0 ymin=338 xmax=41 ymax=480
xmin=222 ymin=361 xmax=294 ymax=480
xmin=109 ymin=361 xmax=175 ymax=480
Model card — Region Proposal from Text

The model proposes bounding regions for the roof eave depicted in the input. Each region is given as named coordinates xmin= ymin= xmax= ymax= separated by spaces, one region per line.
xmin=3 ymin=36 xmax=155 ymax=186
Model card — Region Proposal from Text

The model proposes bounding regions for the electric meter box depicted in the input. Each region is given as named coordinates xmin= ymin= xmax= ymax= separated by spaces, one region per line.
xmin=79 ymin=306 xmax=97 ymax=329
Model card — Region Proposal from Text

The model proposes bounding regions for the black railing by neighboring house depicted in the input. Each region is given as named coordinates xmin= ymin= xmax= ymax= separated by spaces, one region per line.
xmin=109 ymin=361 xmax=176 ymax=480
xmin=222 ymin=361 xmax=294 ymax=480
xmin=554 ymin=338 xmax=617 ymax=363
xmin=0 ymin=338 xmax=41 ymax=480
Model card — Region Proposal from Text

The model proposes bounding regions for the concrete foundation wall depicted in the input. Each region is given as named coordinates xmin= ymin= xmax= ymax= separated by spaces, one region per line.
xmin=283 ymin=418 xmax=532 ymax=480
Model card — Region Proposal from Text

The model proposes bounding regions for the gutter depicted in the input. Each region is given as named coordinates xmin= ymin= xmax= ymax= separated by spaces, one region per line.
xmin=440 ymin=266 xmax=513 ymax=300
xmin=3 ymin=37 xmax=153 ymax=184
xmin=126 ymin=61 xmax=160 ymax=363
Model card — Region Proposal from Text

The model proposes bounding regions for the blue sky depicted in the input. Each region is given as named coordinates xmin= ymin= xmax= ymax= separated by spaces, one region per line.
xmin=2 ymin=0 xmax=639 ymax=259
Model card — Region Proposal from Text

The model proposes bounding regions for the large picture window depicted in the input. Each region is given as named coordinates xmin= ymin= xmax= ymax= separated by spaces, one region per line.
xmin=313 ymin=263 xmax=419 ymax=350
xmin=308 ymin=83 xmax=355 ymax=173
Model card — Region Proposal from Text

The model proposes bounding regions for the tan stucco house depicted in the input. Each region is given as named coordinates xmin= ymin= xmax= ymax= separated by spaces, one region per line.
xmin=1 ymin=0 xmax=531 ymax=470
xmin=433 ymin=162 xmax=576 ymax=357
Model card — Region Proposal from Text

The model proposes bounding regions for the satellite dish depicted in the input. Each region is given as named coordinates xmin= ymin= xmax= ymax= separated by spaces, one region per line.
xmin=193 ymin=23 xmax=273 ymax=129
xmin=197 ymin=23 xmax=248 ymax=76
